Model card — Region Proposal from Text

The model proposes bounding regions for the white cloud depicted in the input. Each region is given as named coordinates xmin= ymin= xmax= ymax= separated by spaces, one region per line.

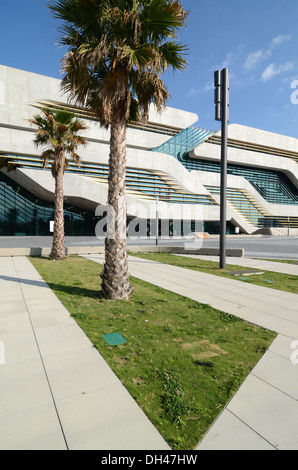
xmin=221 ymin=51 xmax=234 ymax=69
xmin=203 ymin=81 xmax=214 ymax=92
xmin=261 ymin=62 xmax=295 ymax=82
xmin=244 ymin=49 xmax=271 ymax=70
xmin=261 ymin=63 xmax=277 ymax=82
xmin=188 ymin=88 xmax=200 ymax=95
xmin=210 ymin=48 xmax=242 ymax=73
xmin=271 ymin=34 xmax=291 ymax=47
xmin=244 ymin=34 xmax=292 ymax=72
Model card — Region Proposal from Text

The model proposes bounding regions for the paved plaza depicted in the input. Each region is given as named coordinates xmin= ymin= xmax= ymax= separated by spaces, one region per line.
xmin=0 ymin=252 xmax=298 ymax=450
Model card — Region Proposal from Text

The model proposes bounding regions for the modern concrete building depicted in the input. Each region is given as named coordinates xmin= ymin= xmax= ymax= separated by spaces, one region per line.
xmin=1 ymin=64 xmax=298 ymax=238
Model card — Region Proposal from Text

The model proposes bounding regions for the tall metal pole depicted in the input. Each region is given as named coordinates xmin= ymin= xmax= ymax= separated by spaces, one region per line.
xmin=214 ymin=68 xmax=229 ymax=270
xmin=220 ymin=68 xmax=229 ymax=269
xmin=156 ymin=196 xmax=159 ymax=246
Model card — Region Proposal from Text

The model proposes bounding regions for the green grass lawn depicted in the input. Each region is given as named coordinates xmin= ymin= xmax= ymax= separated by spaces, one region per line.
xmin=129 ymin=252 xmax=298 ymax=295
xmin=260 ymin=258 xmax=298 ymax=265
xmin=29 ymin=255 xmax=276 ymax=450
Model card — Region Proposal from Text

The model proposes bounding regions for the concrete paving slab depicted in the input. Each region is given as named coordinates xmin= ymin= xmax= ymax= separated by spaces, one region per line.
xmin=197 ymin=409 xmax=275 ymax=450
xmin=83 ymin=253 xmax=298 ymax=450
xmin=0 ymin=403 xmax=67 ymax=450
xmin=1 ymin=252 xmax=298 ymax=450
xmin=0 ymin=330 xmax=40 ymax=364
xmin=0 ymin=356 xmax=53 ymax=417
xmin=251 ymin=350 xmax=298 ymax=399
xmin=177 ymin=254 xmax=298 ymax=276
xmin=255 ymin=317 xmax=298 ymax=339
xmin=0 ymin=310 xmax=33 ymax=334
xmin=268 ymin=334 xmax=298 ymax=359
xmin=1 ymin=299 xmax=29 ymax=315
xmin=41 ymin=346 xmax=121 ymax=401
xmin=55 ymin=385 xmax=170 ymax=450
xmin=84 ymin=254 xmax=298 ymax=336
xmin=131 ymin=261 xmax=297 ymax=327
xmin=28 ymin=303 xmax=76 ymax=330
xmin=0 ymin=256 xmax=170 ymax=450
xmin=193 ymin=297 xmax=298 ymax=338
xmin=0 ymin=288 xmax=24 ymax=301
xmin=198 ymin=373 xmax=298 ymax=450
xmin=34 ymin=323 xmax=94 ymax=357
xmin=226 ymin=374 xmax=298 ymax=450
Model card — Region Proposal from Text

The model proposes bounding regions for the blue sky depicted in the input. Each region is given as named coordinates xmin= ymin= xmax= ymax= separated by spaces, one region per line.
xmin=1 ymin=0 xmax=298 ymax=137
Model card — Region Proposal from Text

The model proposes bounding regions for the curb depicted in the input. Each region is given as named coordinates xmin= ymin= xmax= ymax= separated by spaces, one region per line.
xmin=0 ymin=246 xmax=245 ymax=258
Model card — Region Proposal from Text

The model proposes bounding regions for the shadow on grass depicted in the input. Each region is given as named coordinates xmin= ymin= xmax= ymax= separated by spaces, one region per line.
xmin=45 ymin=281 xmax=104 ymax=300
xmin=0 ymin=273 xmax=107 ymax=301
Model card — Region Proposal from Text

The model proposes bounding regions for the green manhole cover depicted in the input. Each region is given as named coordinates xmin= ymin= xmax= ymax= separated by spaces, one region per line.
xmin=103 ymin=332 xmax=127 ymax=346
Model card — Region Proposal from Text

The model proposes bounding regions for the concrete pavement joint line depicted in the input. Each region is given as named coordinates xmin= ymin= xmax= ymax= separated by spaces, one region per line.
xmin=137 ymin=260 xmax=298 ymax=287
xmin=249 ymin=348 xmax=298 ymax=400
xmin=83 ymin=255 xmax=298 ymax=326
xmin=129 ymin=261 xmax=298 ymax=306
xmin=126 ymin=270 xmax=298 ymax=326
xmin=225 ymin=373 xmax=298 ymax=449
xmin=175 ymin=254 xmax=298 ymax=276
xmin=7 ymin=257 xmax=171 ymax=450
xmin=83 ymin=254 xmax=298 ymax=450
xmin=250 ymin=371 xmax=298 ymax=403
xmin=12 ymin=257 xmax=70 ymax=450
xmin=128 ymin=254 xmax=294 ymax=283
xmin=226 ymin=409 xmax=278 ymax=450
xmin=269 ymin=342 xmax=298 ymax=358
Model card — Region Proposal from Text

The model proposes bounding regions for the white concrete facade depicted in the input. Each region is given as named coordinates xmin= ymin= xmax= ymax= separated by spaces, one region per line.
xmin=189 ymin=124 xmax=298 ymax=233
xmin=1 ymin=64 xmax=298 ymax=236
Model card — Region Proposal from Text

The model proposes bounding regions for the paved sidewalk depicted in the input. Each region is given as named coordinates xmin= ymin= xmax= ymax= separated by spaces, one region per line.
xmin=175 ymin=254 xmax=298 ymax=277
xmin=1 ymin=254 xmax=298 ymax=450
xmin=0 ymin=256 xmax=170 ymax=450
xmin=83 ymin=254 xmax=298 ymax=450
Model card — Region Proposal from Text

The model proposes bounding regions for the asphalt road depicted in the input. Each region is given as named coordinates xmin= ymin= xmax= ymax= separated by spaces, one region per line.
xmin=0 ymin=235 xmax=298 ymax=260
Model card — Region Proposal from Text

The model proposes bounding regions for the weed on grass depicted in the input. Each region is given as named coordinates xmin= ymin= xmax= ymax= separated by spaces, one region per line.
xmin=29 ymin=255 xmax=276 ymax=450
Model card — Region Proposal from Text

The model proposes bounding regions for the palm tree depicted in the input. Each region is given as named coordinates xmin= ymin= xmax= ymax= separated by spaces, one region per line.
xmin=47 ymin=0 xmax=188 ymax=298
xmin=28 ymin=108 xmax=88 ymax=260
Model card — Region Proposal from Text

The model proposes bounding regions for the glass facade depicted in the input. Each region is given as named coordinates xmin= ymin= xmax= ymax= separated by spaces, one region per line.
xmin=0 ymin=172 xmax=99 ymax=236
xmin=2 ymin=122 xmax=298 ymax=237
xmin=152 ymin=127 xmax=298 ymax=206
xmin=152 ymin=126 xmax=214 ymax=160
xmin=3 ymin=155 xmax=218 ymax=207
xmin=179 ymin=155 xmax=298 ymax=206
xmin=151 ymin=127 xmax=298 ymax=229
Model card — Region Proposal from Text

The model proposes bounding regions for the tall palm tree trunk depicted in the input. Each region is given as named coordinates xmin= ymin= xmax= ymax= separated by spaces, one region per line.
xmin=51 ymin=153 xmax=66 ymax=260
xmin=101 ymin=120 xmax=133 ymax=299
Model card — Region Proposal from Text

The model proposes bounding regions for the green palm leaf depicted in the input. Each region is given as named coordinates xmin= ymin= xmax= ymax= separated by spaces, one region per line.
xmin=48 ymin=0 xmax=188 ymax=124
xmin=28 ymin=107 xmax=88 ymax=260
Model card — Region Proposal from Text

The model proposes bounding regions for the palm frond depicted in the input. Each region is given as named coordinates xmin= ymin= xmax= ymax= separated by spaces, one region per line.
xmin=48 ymin=0 xmax=188 ymax=125
xmin=41 ymin=149 xmax=55 ymax=168
xmin=158 ymin=41 xmax=188 ymax=72
xmin=28 ymin=106 xmax=88 ymax=176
